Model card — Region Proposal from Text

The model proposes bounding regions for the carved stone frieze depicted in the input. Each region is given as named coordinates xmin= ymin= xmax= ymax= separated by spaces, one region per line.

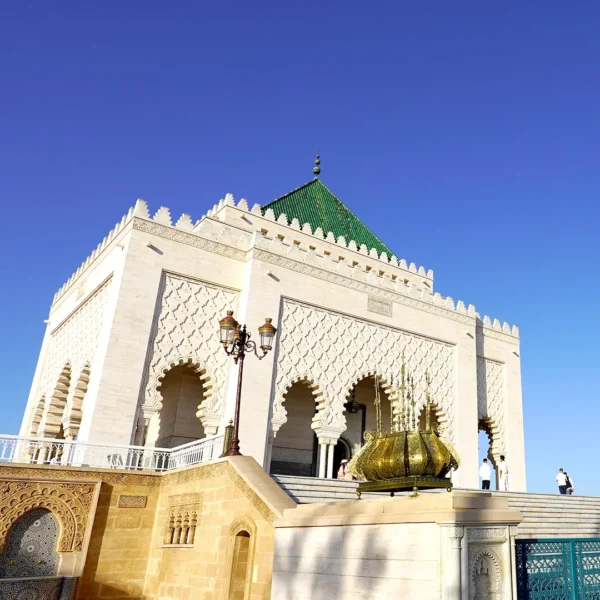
xmin=468 ymin=527 xmax=507 ymax=542
xmin=0 ymin=466 xmax=160 ymax=488
xmin=253 ymin=248 xmax=476 ymax=326
xmin=141 ymin=273 xmax=239 ymax=429
xmin=132 ymin=218 xmax=247 ymax=262
xmin=272 ymin=299 xmax=457 ymax=440
xmin=118 ymin=495 xmax=147 ymax=508
xmin=0 ymin=480 xmax=98 ymax=553
xmin=163 ymin=462 xmax=276 ymax=524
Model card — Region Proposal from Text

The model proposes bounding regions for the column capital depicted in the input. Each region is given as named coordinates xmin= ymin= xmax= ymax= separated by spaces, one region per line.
xmin=445 ymin=525 xmax=465 ymax=549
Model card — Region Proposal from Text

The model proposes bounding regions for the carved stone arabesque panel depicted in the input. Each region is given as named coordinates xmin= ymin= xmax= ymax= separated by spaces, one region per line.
xmin=141 ymin=273 xmax=239 ymax=424
xmin=38 ymin=279 xmax=112 ymax=415
xmin=477 ymin=358 xmax=506 ymax=455
xmin=0 ymin=481 xmax=96 ymax=554
xmin=468 ymin=544 xmax=504 ymax=600
xmin=272 ymin=299 xmax=456 ymax=440
xmin=118 ymin=495 xmax=147 ymax=508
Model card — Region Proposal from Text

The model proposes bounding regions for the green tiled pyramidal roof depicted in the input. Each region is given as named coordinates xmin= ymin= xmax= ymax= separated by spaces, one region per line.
xmin=262 ymin=179 xmax=394 ymax=257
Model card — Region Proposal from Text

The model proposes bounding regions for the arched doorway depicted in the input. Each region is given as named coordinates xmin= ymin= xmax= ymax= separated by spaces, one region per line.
xmin=478 ymin=419 xmax=498 ymax=490
xmin=229 ymin=530 xmax=251 ymax=600
xmin=270 ymin=381 xmax=318 ymax=477
xmin=155 ymin=364 xmax=206 ymax=449
xmin=343 ymin=376 xmax=391 ymax=457
xmin=332 ymin=437 xmax=351 ymax=480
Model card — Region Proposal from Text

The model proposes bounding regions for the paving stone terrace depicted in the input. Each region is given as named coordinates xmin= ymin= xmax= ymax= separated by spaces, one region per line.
xmin=273 ymin=475 xmax=600 ymax=539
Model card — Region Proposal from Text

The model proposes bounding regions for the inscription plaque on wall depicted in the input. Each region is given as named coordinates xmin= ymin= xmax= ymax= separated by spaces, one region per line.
xmin=367 ymin=296 xmax=393 ymax=317
xmin=118 ymin=495 xmax=148 ymax=508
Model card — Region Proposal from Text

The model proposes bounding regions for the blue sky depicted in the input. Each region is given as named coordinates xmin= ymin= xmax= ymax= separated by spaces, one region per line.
xmin=1 ymin=2 xmax=598 ymax=494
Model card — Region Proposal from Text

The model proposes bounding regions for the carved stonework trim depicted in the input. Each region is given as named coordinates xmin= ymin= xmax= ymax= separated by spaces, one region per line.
xmin=118 ymin=495 xmax=147 ymax=508
xmin=467 ymin=527 xmax=507 ymax=542
xmin=164 ymin=492 xmax=202 ymax=546
xmin=253 ymin=248 xmax=475 ymax=325
xmin=273 ymin=298 xmax=457 ymax=440
xmin=0 ymin=480 xmax=98 ymax=554
xmin=132 ymin=218 xmax=247 ymax=262
xmin=162 ymin=461 xmax=277 ymax=524
xmin=140 ymin=272 xmax=239 ymax=425
xmin=0 ymin=466 xmax=161 ymax=488
xmin=468 ymin=545 xmax=504 ymax=599
xmin=476 ymin=325 xmax=519 ymax=346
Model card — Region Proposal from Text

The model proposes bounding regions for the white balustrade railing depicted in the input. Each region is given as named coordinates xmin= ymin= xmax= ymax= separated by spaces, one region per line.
xmin=0 ymin=434 xmax=225 ymax=472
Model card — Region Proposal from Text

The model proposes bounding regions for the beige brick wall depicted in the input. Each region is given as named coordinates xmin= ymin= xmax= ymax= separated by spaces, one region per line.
xmin=143 ymin=457 xmax=294 ymax=600
xmin=0 ymin=457 xmax=295 ymax=600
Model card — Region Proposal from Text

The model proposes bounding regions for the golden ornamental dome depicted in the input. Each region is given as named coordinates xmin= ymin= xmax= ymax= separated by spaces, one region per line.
xmin=349 ymin=429 xmax=454 ymax=482
xmin=346 ymin=358 xmax=460 ymax=493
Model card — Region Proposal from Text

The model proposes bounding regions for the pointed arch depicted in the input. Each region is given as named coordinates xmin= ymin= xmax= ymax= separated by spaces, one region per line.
xmin=270 ymin=378 xmax=323 ymax=477
xmin=64 ymin=363 xmax=91 ymax=438
xmin=0 ymin=495 xmax=79 ymax=554
xmin=418 ymin=402 xmax=450 ymax=437
xmin=150 ymin=357 xmax=216 ymax=432
xmin=479 ymin=417 xmax=503 ymax=469
xmin=29 ymin=396 xmax=46 ymax=437
xmin=271 ymin=375 xmax=322 ymax=435
xmin=226 ymin=517 xmax=257 ymax=600
xmin=149 ymin=360 xmax=210 ymax=448
xmin=39 ymin=364 xmax=72 ymax=437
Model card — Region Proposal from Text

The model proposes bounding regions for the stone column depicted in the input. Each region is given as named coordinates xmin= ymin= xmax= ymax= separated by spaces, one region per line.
xmin=326 ymin=442 xmax=335 ymax=479
xmin=509 ymin=525 xmax=518 ymax=600
xmin=445 ymin=526 xmax=464 ymax=600
xmin=318 ymin=442 xmax=327 ymax=478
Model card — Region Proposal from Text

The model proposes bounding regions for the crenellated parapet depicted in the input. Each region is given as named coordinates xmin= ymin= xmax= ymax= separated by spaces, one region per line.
xmin=50 ymin=194 xmax=519 ymax=339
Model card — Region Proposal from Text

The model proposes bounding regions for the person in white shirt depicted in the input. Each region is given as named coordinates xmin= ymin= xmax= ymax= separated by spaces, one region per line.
xmin=479 ymin=458 xmax=492 ymax=490
xmin=498 ymin=455 xmax=509 ymax=491
xmin=556 ymin=468 xmax=568 ymax=494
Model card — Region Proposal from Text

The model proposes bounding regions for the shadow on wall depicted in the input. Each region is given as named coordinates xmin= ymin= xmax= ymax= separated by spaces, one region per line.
xmin=75 ymin=485 xmax=113 ymax=599
xmin=276 ymin=525 xmax=390 ymax=600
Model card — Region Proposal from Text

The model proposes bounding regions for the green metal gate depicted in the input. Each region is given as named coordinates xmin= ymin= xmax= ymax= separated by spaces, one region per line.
xmin=516 ymin=539 xmax=600 ymax=599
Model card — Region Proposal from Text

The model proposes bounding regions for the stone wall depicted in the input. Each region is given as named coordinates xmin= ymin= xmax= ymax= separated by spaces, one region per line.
xmin=143 ymin=457 xmax=295 ymax=600
xmin=0 ymin=457 xmax=294 ymax=600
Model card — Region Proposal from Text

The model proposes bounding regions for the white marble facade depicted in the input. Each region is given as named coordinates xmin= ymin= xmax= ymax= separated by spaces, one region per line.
xmin=19 ymin=188 xmax=526 ymax=490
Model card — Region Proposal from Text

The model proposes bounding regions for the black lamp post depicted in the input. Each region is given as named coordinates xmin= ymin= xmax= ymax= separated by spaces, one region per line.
xmin=218 ymin=311 xmax=277 ymax=456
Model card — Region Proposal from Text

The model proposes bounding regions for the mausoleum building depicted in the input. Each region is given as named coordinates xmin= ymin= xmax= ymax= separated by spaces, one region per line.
xmin=19 ymin=166 xmax=526 ymax=491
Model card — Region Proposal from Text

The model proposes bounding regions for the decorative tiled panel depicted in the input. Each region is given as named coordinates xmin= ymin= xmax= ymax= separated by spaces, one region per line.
xmin=0 ymin=576 xmax=76 ymax=600
xmin=0 ymin=509 xmax=58 ymax=579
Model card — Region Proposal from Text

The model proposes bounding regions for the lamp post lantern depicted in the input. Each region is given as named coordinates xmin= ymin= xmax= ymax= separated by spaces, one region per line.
xmin=219 ymin=312 xmax=277 ymax=456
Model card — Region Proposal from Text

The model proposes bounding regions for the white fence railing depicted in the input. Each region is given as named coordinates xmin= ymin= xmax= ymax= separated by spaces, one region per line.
xmin=0 ymin=434 xmax=225 ymax=472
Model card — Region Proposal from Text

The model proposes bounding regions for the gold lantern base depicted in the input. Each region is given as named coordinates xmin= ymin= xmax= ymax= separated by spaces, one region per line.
xmin=356 ymin=475 xmax=452 ymax=498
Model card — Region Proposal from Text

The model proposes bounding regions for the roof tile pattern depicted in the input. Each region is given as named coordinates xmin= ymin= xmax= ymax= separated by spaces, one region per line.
xmin=262 ymin=179 xmax=394 ymax=257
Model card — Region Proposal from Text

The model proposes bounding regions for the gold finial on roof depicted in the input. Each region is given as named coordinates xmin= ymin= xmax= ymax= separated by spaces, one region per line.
xmin=313 ymin=151 xmax=321 ymax=177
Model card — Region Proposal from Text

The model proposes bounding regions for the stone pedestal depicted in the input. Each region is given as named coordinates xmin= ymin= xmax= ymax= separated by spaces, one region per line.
xmin=271 ymin=491 xmax=522 ymax=599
